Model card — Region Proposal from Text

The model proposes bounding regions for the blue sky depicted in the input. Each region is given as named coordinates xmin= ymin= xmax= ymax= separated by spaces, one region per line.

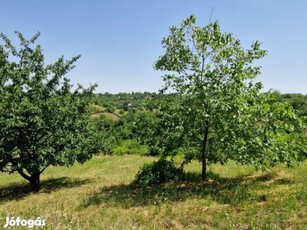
xmin=1 ymin=0 xmax=306 ymax=93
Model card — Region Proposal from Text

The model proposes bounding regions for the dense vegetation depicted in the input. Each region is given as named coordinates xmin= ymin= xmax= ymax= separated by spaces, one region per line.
xmin=91 ymin=91 xmax=307 ymax=156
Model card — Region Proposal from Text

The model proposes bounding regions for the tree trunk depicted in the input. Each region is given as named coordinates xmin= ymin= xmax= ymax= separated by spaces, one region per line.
xmin=16 ymin=168 xmax=41 ymax=192
xmin=201 ymin=127 xmax=209 ymax=181
xmin=29 ymin=173 xmax=40 ymax=192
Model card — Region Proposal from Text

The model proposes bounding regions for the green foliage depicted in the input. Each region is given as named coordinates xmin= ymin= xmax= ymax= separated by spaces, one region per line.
xmin=0 ymin=32 xmax=97 ymax=191
xmin=152 ymin=15 xmax=306 ymax=179
xmin=89 ymin=114 xmax=118 ymax=154
xmin=113 ymin=139 xmax=148 ymax=155
xmin=90 ymin=109 xmax=151 ymax=155
xmin=93 ymin=92 xmax=155 ymax=113
xmin=284 ymin=93 xmax=307 ymax=117
xmin=134 ymin=158 xmax=183 ymax=187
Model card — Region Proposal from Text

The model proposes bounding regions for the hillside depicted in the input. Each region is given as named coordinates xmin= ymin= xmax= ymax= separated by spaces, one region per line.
xmin=0 ymin=155 xmax=306 ymax=229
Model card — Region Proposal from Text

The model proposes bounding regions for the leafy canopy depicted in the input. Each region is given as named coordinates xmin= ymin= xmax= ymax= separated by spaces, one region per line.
xmin=0 ymin=32 xmax=97 ymax=190
xmin=150 ymin=15 xmax=306 ymax=179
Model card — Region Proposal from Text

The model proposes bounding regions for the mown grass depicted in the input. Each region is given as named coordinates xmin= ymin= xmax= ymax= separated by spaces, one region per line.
xmin=0 ymin=155 xmax=306 ymax=229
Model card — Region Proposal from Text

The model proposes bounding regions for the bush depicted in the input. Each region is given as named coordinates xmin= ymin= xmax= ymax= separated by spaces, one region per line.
xmin=134 ymin=159 xmax=183 ymax=187
xmin=106 ymin=106 xmax=115 ymax=113
xmin=147 ymin=146 xmax=160 ymax=156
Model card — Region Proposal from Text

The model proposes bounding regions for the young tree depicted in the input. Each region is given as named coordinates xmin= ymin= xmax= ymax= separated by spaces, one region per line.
xmin=0 ymin=32 xmax=98 ymax=191
xmin=154 ymin=16 xmax=306 ymax=180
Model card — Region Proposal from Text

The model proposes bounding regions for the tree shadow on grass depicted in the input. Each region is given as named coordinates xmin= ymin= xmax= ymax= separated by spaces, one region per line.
xmin=0 ymin=177 xmax=92 ymax=204
xmin=80 ymin=171 xmax=277 ymax=209
xmin=245 ymin=171 xmax=292 ymax=185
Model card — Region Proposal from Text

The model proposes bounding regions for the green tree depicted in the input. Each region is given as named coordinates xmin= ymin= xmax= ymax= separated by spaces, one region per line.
xmin=90 ymin=114 xmax=118 ymax=154
xmin=283 ymin=93 xmax=307 ymax=117
xmin=154 ymin=16 xmax=305 ymax=180
xmin=0 ymin=32 xmax=98 ymax=191
xmin=133 ymin=94 xmax=183 ymax=157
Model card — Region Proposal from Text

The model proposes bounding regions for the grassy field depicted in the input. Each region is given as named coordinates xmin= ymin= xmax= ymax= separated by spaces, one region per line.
xmin=0 ymin=155 xmax=306 ymax=229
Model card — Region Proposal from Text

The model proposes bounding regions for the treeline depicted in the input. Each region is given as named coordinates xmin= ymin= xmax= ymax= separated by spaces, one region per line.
xmin=276 ymin=93 xmax=307 ymax=117
xmin=90 ymin=91 xmax=307 ymax=156
xmin=94 ymin=91 xmax=307 ymax=116
xmin=93 ymin=92 xmax=155 ymax=114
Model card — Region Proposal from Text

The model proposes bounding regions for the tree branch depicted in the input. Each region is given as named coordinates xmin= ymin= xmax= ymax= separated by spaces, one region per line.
xmin=16 ymin=167 xmax=31 ymax=181
xmin=39 ymin=163 xmax=51 ymax=174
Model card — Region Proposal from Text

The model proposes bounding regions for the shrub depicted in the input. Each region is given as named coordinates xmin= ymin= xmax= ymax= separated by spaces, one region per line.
xmin=134 ymin=159 xmax=183 ymax=187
